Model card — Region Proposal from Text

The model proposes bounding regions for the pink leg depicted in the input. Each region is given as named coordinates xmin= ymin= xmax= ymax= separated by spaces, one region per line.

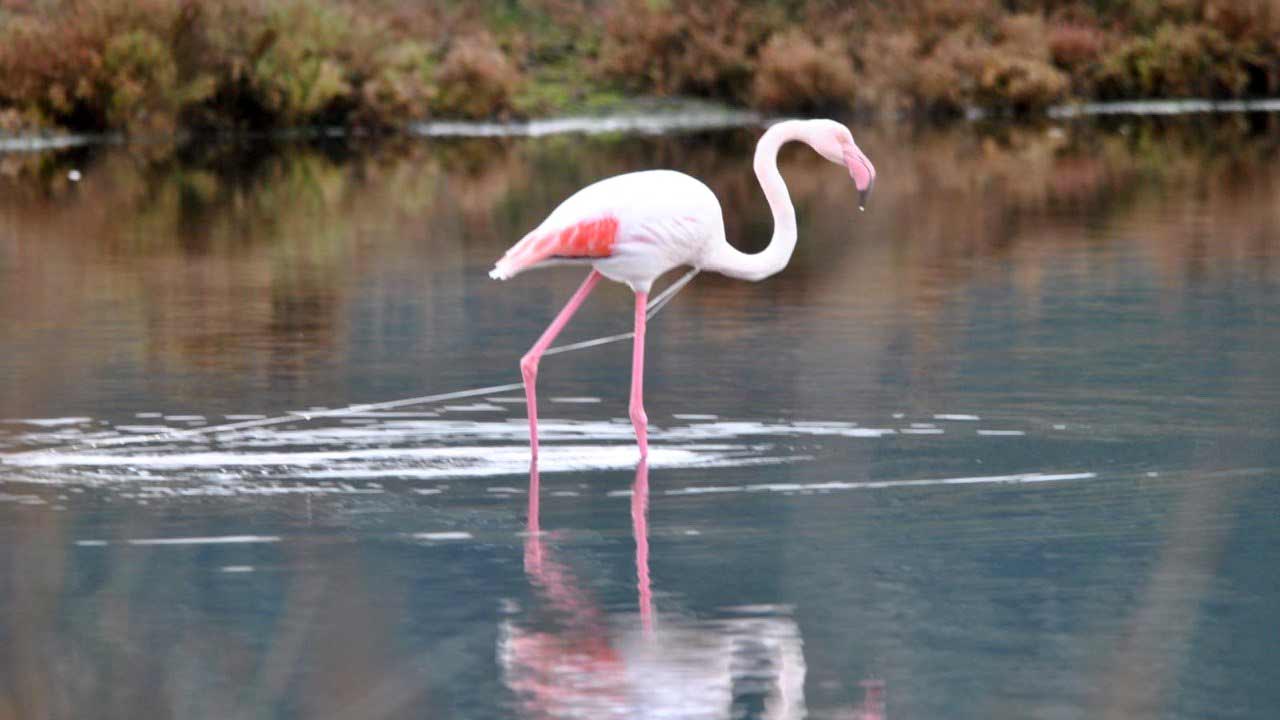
xmin=630 ymin=291 xmax=649 ymax=458
xmin=522 ymin=271 xmax=602 ymax=459
xmin=632 ymin=459 xmax=652 ymax=633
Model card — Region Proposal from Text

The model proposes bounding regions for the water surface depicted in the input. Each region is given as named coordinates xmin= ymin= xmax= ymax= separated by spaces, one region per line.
xmin=1 ymin=115 xmax=1279 ymax=719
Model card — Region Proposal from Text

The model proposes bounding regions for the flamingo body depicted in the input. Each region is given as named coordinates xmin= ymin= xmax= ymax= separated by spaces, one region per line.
xmin=491 ymin=119 xmax=876 ymax=459
xmin=491 ymin=170 xmax=724 ymax=293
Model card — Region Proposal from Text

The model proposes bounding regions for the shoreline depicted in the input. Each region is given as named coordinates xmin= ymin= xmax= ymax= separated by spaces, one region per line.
xmin=4 ymin=97 xmax=1280 ymax=154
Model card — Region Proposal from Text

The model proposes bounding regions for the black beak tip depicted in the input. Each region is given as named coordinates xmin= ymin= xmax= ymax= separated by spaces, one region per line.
xmin=858 ymin=187 xmax=872 ymax=212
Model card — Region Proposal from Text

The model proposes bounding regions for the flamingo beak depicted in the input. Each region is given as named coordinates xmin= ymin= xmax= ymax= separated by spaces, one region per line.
xmin=845 ymin=147 xmax=876 ymax=212
xmin=858 ymin=179 xmax=874 ymax=212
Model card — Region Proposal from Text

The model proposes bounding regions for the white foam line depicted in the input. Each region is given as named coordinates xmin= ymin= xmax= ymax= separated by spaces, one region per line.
xmin=934 ymin=414 xmax=981 ymax=421
xmin=977 ymin=430 xmax=1026 ymax=436
xmin=0 ymin=134 xmax=100 ymax=152
xmin=113 ymin=425 xmax=174 ymax=434
xmin=186 ymin=479 xmax=372 ymax=491
xmin=292 ymin=446 xmax=787 ymax=480
xmin=339 ymin=412 xmax=440 ymax=418
xmin=663 ymin=472 xmax=1097 ymax=496
xmin=8 ymin=443 xmax=728 ymax=469
xmin=410 ymin=110 xmax=762 ymax=138
xmin=900 ymin=429 xmax=945 ymax=435
xmin=130 ymin=535 xmax=280 ymax=545
xmin=550 ymin=397 xmax=602 ymax=404
xmin=1049 ymin=98 xmax=1280 ymax=118
xmin=3 ymin=417 xmax=92 ymax=427
xmin=411 ymin=531 xmax=473 ymax=541
xmin=0 ymin=493 xmax=45 ymax=505
xmin=663 ymin=422 xmax=895 ymax=440
xmin=442 ymin=403 xmax=505 ymax=412
xmin=77 ymin=535 xmax=280 ymax=546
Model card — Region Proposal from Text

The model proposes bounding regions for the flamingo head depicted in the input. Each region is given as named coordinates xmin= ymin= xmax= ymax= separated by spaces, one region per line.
xmin=807 ymin=119 xmax=876 ymax=211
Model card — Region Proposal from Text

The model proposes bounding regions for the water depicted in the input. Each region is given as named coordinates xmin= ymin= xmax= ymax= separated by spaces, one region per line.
xmin=1 ymin=114 xmax=1279 ymax=719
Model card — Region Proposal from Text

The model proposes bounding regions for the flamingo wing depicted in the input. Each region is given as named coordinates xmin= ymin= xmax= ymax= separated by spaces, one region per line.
xmin=490 ymin=215 xmax=620 ymax=280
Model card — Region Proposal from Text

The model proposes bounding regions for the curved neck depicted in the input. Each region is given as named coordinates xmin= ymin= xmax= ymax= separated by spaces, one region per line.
xmin=704 ymin=121 xmax=806 ymax=281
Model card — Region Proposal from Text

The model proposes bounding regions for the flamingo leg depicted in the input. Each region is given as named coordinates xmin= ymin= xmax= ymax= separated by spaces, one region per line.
xmin=521 ymin=270 xmax=602 ymax=459
xmin=632 ymin=459 xmax=652 ymax=632
xmin=630 ymin=291 xmax=649 ymax=458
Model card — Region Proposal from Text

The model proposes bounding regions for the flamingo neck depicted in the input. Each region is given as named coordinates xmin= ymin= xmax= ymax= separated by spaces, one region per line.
xmin=704 ymin=120 xmax=804 ymax=281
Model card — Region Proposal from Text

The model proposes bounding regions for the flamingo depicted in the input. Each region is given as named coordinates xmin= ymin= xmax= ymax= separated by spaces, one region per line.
xmin=490 ymin=119 xmax=876 ymax=459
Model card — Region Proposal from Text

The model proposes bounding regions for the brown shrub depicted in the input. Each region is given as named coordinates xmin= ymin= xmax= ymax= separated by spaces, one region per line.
xmin=0 ymin=0 xmax=185 ymax=131
xmin=854 ymin=31 xmax=922 ymax=115
xmin=751 ymin=30 xmax=858 ymax=113
xmin=911 ymin=27 xmax=984 ymax=113
xmin=979 ymin=14 xmax=1069 ymax=109
xmin=1047 ymin=22 xmax=1107 ymax=70
xmin=598 ymin=0 xmax=780 ymax=103
xmin=1202 ymin=0 xmax=1279 ymax=40
xmin=2 ymin=0 xmax=1278 ymax=131
xmin=908 ymin=15 xmax=1069 ymax=113
xmin=974 ymin=54 xmax=1070 ymax=109
xmin=917 ymin=0 xmax=999 ymax=32
xmin=433 ymin=32 xmax=520 ymax=120
xmin=355 ymin=40 xmax=437 ymax=125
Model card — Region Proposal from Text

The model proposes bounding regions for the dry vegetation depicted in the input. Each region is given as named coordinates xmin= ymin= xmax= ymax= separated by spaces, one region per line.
xmin=0 ymin=0 xmax=1277 ymax=134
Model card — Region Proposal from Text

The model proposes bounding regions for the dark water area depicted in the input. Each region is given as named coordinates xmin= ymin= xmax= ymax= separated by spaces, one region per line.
xmin=1 ymin=114 xmax=1279 ymax=719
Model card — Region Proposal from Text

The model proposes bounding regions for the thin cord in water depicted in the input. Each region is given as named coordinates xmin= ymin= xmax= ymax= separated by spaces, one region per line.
xmin=17 ymin=269 xmax=701 ymax=455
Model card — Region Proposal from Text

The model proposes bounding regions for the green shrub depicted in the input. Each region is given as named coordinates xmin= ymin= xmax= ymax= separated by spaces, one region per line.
xmin=102 ymin=29 xmax=180 ymax=131
xmin=247 ymin=2 xmax=353 ymax=124
xmin=1098 ymin=22 xmax=1251 ymax=98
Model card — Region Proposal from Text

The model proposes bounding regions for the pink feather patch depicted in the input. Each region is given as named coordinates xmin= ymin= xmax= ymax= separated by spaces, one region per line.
xmin=491 ymin=216 xmax=619 ymax=279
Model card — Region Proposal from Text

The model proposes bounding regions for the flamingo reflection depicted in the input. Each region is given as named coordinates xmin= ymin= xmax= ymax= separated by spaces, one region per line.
xmin=500 ymin=460 xmax=807 ymax=719
xmin=847 ymin=679 xmax=886 ymax=720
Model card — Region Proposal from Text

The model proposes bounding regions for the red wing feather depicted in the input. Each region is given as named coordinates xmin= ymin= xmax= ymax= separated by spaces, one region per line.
xmin=491 ymin=215 xmax=619 ymax=279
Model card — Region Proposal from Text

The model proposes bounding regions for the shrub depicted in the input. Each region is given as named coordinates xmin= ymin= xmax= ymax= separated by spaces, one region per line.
xmin=1048 ymin=22 xmax=1107 ymax=70
xmin=355 ymin=40 xmax=437 ymax=126
xmin=907 ymin=15 xmax=1069 ymax=114
xmin=433 ymin=32 xmax=520 ymax=120
xmin=101 ymin=29 xmax=181 ymax=132
xmin=751 ymin=30 xmax=858 ymax=113
xmin=977 ymin=15 xmax=1070 ymax=109
xmin=1 ymin=0 xmax=1278 ymax=132
xmin=1097 ymin=22 xmax=1251 ymax=98
xmin=245 ymin=2 xmax=354 ymax=124
xmin=0 ymin=0 xmax=185 ymax=131
xmin=598 ymin=0 xmax=781 ymax=103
